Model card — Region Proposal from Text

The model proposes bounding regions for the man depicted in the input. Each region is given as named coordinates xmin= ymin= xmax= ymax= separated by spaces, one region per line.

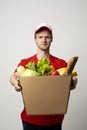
xmin=10 ymin=23 xmax=77 ymax=130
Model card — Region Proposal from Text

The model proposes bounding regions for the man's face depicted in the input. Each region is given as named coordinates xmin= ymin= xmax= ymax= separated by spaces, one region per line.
xmin=35 ymin=30 xmax=52 ymax=51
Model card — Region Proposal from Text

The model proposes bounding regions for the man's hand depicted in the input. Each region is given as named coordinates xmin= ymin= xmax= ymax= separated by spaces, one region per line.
xmin=70 ymin=76 xmax=78 ymax=90
xmin=10 ymin=73 xmax=22 ymax=92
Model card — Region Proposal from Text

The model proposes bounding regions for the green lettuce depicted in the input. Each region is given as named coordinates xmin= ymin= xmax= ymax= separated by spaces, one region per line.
xmin=25 ymin=58 xmax=54 ymax=75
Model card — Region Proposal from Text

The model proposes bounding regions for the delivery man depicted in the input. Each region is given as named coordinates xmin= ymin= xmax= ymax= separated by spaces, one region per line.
xmin=10 ymin=23 xmax=77 ymax=130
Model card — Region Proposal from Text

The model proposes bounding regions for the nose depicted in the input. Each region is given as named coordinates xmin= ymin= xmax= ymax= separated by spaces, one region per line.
xmin=42 ymin=37 xmax=46 ymax=42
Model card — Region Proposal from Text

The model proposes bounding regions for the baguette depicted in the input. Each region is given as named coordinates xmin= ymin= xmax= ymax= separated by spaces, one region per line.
xmin=65 ymin=56 xmax=78 ymax=74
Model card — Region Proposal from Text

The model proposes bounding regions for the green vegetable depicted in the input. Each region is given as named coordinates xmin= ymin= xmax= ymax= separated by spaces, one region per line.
xmin=25 ymin=61 xmax=37 ymax=71
xmin=21 ymin=69 xmax=40 ymax=77
xmin=37 ymin=58 xmax=54 ymax=75
xmin=25 ymin=58 xmax=54 ymax=75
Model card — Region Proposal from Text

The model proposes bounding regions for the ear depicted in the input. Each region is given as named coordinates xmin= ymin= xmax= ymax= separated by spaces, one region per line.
xmin=51 ymin=37 xmax=53 ymax=42
xmin=34 ymin=37 xmax=37 ymax=44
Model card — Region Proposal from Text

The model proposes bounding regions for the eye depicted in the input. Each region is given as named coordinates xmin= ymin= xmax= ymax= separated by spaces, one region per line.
xmin=46 ymin=36 xmax=51 ymax=39
xmin=39 ymin=36 xmax=43 ymax=38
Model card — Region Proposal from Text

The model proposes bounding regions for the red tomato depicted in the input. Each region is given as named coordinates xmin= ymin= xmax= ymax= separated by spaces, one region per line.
xmin=51 ymin=70 xmax=59 ymax=76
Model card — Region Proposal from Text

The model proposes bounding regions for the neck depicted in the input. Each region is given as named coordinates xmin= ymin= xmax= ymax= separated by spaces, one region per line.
xmin=36 ymin=49 xmax=50 ymax=60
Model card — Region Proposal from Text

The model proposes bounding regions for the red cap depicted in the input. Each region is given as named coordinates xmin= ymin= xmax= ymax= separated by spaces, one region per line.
xmin=35 ymin=23 xmax=52 ymax=35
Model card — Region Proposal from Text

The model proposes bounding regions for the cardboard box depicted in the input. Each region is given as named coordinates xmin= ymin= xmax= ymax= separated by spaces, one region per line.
xmin=20 ymin=75 xmax=71 ymax=115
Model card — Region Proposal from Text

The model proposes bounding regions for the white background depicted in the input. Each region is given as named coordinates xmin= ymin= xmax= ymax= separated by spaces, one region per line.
xmin=0 ymin=0 xmax=87 ymax=130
